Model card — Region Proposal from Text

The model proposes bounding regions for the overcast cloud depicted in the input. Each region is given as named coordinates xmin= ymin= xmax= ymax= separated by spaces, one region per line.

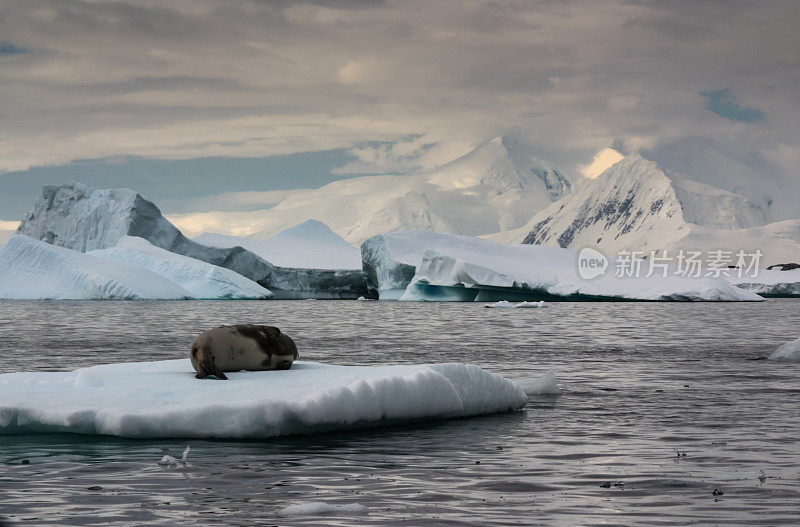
xmin=1 ymin=0 xmax=798 ymax=212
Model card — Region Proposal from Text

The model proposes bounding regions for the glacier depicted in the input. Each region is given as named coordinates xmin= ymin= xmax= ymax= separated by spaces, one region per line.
xmin=769 ymin=338 xmax=800 ymax=361
xmin=362 ymin=231 xmax=763 ymax=302
xmin=16 ymin=182 xmax=371 ymax=299
xmin=0 ymin=235 xmax=192 ymax=300
xmin=0 ymin=359 xmax=529 ymax=438
xmin=194 ymin=219 xmax=362 ymax=270
xmin=89 ymin=236 xmax=271 ymax=300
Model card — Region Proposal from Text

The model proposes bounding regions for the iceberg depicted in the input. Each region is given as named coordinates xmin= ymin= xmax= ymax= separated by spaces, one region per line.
xmin=0 ymin=235 xmax=192 ymax=300
xmin=768 ymin=338 xmax=800 ymax=361
xmin=17 ymin=182 xmax=370 ymax=299
xmin=362 ymin=231 xmax=763 ymax=302
xmin=89 ymin=236 xmax=271 ymax=300
xmin=0 ymin=359 xmax=528 ymax=438
xmin=723 ymin=268 xmax=800 ymax=297
xmin=194 ymin=219 xmax=362 ymax=270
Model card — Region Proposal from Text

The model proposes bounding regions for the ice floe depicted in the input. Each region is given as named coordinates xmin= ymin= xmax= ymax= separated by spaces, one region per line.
xmin=0 ymin=359 xmax=528 ymax=438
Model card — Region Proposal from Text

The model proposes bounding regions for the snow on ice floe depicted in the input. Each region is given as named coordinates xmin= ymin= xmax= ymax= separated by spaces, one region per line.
xmin=0 ymin=360 xmax=528 ymax=438
xmin=194 ymin=220 xmax=362 ymax=270
xmin=485 ymin=300 xmax=547 ymax=308
xmin=362 ymin=231 xmax=763 ymax=302
xmin=277 ymin=502 xmax=369 ymax=517
xmin=0 ymin=235 xmax=193 ymax=300
xmin=89 ymin=236 xmax=271 ymax=300
xmin=768 ymin=338 xmax=800 ymax=361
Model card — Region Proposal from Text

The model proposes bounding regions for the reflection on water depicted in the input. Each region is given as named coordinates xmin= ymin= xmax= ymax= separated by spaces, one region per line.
xmin=1 ymin=299 xmax=800 ymax=525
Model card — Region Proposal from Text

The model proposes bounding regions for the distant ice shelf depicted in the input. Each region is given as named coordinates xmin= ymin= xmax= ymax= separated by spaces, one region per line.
xmin=0 ymin=359 xmax=531 ymax=438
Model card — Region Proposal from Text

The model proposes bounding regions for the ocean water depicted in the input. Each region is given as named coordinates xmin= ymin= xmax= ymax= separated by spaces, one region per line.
xmin=1 ymin=299 xmax=799 ymax=526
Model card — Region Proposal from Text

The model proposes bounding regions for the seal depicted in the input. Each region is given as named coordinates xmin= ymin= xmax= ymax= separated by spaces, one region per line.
xmin=190 ymin=324 xmax=298 ymax=380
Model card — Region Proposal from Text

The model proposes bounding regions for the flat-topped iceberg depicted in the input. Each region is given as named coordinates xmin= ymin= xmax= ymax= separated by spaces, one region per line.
xmin=195 ymin=219 xmax=362 ymax=270
xmin=363 ymin=231 xmax=762 ymax=302
xmin=0 ymin=359 xmax=528 ymax=438
xmin=89 ymin=236 xmax=271 ymax=300
xmin=0 ymin=235 xmax=192 ymax=300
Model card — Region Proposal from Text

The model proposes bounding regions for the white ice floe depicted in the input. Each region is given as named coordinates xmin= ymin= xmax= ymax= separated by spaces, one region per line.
xmin=768 ymin=338 xmax=800 ymax=361
xmin=89 ymin=236 xmax=271 ymax=300
xmin=0 ymin=360 xmax=528 ymax=438
xmin=195 ymin=219 xmax=362 ymax=270
xmin=362 ymin=230 xmax=762 ymax=302
xmin=0 ymin=235 xmax=192 ymax=300
xmin=158 ymin=446 xmax=190 ymax=466
xmin=277 ymin=502 xmax=370 ymax=517
xmin=485 ymin=300 xmax=547 ymax=308
xmin=514 ymin=369 xmax=561 ymax=395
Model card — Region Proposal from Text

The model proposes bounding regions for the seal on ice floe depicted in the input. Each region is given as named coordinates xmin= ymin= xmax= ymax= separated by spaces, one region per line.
xmin=190 ymin=325 xmax=298 ymax=380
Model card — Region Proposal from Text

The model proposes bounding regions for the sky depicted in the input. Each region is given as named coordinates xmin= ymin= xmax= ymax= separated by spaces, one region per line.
xmin=1 ymin=0 xmax=798 ymax=221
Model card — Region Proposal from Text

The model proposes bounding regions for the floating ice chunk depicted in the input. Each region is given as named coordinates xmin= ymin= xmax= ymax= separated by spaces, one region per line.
xmin=357 ymin=296 xmax=366 ymax=301
xmin=89 ymin=236 xmax=271 ymax=300
xmin=0 ymin=235 xmax=192 ymax=300
xmin=0 ymin=360 xmax=527 ymax=438
xmin=768 ymin=338 xmax=800 ymax=361
xmin=485 ymin=300 xmax=514 ymax=308
xmin=158 ymin=445 xmax=190 ymax=466
xmin=516 ymin=301 xmax=547 ymax=308
xmin=277 ymin=502 xmax=369 ymax=517
xmin=485 ymin=300 xmax=547 ymax=308
xmin=515 ymin=369 xmax=560 ymax=395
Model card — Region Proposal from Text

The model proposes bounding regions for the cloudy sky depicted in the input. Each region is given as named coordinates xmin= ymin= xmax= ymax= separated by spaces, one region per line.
xmin=1 ymin=0 xmax=798 ymax=220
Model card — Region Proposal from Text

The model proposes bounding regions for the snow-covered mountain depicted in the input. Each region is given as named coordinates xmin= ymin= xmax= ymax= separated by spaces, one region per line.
xmin=496 ymin=153 xmax=798 ymax=265
xmin=168 ymin=135 xmax=575 ymax=244
xmin=195 ymin=219 xmax=362 ymax=270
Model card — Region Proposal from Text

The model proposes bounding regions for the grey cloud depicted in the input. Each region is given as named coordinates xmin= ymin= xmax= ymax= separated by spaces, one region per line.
xmin=0 ymin=0 xmax=796 ymax=187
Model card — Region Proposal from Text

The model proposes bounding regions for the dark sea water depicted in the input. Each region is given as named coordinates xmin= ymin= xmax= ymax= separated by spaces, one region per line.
xmin=1 ymin=299 xmax=799 ymax=526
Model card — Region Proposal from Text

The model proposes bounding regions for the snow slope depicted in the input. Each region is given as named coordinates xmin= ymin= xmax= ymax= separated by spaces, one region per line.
xmin=89 ymin=236 xmax=271 ymax=299
xmin=168 ymin=135 xmax=574 ymax=244
xmin=0 ymin=235 xmax=192 ymax=300
xmin=16 ymin=182 xmax=370 ymax=299
xmin=0 ymin=359 xmax=528 ymax=438
xmin=195 ymin=219 xmax=362 ymax=270
xmin=362 ymin=231 xmax=762 ymax=302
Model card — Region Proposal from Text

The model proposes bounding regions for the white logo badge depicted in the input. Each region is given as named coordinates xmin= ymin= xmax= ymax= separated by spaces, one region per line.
xmin=577 ymin=247 xmax=608 ymax=280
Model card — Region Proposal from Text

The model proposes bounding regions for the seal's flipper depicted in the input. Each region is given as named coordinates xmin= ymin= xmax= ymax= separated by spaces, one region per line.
xmin=198 ymin=354 xmax=228 ymax=381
